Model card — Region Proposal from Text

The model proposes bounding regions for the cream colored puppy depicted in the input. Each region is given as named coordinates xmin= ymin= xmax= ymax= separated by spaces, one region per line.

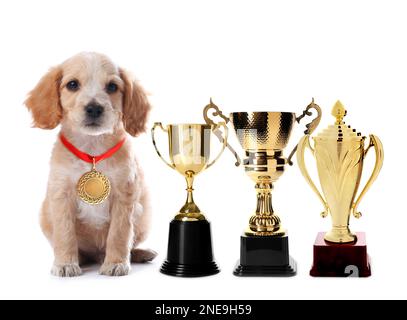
xmin=25 ymin=52 xmax=156 ymax=277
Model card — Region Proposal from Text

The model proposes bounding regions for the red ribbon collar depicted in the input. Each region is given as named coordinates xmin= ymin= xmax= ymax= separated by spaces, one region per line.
xmin=60 ymin=134 xmax=126 ymax=165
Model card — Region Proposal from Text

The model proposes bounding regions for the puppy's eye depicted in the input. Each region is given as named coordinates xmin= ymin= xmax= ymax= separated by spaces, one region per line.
xmin=66 ymin=80 xmax=80 ymax=91
xmin=106 ymin=82 xmax=118 ymax=94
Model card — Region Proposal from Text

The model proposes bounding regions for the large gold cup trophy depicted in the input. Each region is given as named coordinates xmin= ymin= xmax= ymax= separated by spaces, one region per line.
xmin=204 ymin=99 xmax=322 ymax=276
xmin=152 ymin=119 xmax=227 ymax=277
xmin=297 ymin=101 xmax=383 ymax=277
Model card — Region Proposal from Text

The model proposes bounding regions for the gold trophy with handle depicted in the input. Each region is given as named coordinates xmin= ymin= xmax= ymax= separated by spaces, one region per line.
xmin=204 ymin=99 xmax=322 ymax=276
xmin=152 ymin=108 xmax=228 ymax=277
xmin=297 ymin=101 xmax=384 ymax=277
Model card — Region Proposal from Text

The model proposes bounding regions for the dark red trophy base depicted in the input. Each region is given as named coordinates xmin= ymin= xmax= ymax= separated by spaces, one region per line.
xmin=310 ymin=232 xmax=371 ymax=277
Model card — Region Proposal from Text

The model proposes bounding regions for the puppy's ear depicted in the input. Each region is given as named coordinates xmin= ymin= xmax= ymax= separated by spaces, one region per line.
xmin=120 ymin=68 xmax=151 ymax=137
xmin=25 ymin=67 xmax=63 ymax=129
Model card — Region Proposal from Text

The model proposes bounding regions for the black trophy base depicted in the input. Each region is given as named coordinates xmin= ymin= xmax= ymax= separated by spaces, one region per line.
xmin=160 ymin=219 xmax=220 ymax=278
xmin=233 ymin=233 xmax=297 ymax=277
xmin=161 ymin=261 xmax=219 ymax=277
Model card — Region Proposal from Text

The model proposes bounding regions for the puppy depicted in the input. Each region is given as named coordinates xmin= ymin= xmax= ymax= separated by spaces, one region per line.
xmin=25 ymin=52 xmax=157 ymax=277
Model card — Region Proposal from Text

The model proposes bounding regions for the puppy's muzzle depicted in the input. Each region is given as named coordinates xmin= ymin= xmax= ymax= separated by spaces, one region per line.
xmin=85 ymin=103 xmax=104 ymax=119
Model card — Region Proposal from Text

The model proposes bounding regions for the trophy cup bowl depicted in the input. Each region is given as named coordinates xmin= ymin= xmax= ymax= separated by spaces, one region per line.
xmin=230 ymin=111 xmax=295 ymax=151
xmin=313 ymin=136 xmax=365 ymax=243
xmin=203 ymin=99 xmax=322 ymax=276
xmin=152 ymin=120 xmax=227 ymax=277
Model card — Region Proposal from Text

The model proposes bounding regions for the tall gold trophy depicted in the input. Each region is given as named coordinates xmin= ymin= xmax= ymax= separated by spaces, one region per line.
xmin=297 ymin=101 xmax=384 ymax=277
xmin=204 ymin=99 xmax=322 ymax=276
xmin=152 ymin=117 xmax=228 ymax=277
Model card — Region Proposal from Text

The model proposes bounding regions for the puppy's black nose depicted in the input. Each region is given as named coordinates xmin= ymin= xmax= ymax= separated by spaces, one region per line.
xmin=85 ymin=104 xmax=104 ymax=119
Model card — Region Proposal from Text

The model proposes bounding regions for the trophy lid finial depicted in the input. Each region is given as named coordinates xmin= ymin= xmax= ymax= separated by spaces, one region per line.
xmin=332 ymin=100 xmax=347 ymax=124
xmin=316 ymin=100 xmax=361 ymax=141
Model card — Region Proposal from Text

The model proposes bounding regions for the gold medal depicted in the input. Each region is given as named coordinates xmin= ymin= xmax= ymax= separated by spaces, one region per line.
xmin=77 ymin=169 xmax=110 ymax=205
xmin=59 ymin=135 xmax=125 ymax=206
xmin=77 ymin=159 xmax=110 ymax=205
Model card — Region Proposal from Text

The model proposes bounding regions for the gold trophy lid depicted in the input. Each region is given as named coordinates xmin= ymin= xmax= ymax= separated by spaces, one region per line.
xmin=315 ymin=101 xmax=363 ymax=142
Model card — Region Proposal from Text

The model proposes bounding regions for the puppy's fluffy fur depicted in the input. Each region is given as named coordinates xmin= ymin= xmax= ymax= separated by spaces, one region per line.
xmin=25 ymin=52 xmax=156 ymax=277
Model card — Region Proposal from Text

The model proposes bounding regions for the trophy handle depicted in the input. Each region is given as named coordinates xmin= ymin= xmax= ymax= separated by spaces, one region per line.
xmin=287 ymin=98 xmax=322 ymax=166
xmin=352 ymin=134 xmax=384 ymax=218
xmin=151 ymin=122 xmax=176 ymax=170
xmin=297 ymin=135 xmax=329 ymax=218
xmin=206 ymin=122 xmax=228 ymax=169
xmin=203 ymin=99 xmax=241 ymax=166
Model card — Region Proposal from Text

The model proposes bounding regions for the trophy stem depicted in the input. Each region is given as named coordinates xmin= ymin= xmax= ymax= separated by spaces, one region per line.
xmin=246 ymin=182 xmax=285 ymax=236
xmin=256 ymin=182 xmax=274 ymax=215
xmin=175 ymin=170 xmax=206 ymax=222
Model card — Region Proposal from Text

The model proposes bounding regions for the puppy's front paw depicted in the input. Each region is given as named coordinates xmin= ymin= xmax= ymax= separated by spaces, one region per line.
xmin=51 ymin=263 xmax=82 ymax=278
xmin=99 ymin=262 xmax=131 ymax=277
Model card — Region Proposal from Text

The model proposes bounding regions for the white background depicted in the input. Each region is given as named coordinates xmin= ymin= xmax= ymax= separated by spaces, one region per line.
xmin=0 ymin=0 xmax=404 ymax=300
